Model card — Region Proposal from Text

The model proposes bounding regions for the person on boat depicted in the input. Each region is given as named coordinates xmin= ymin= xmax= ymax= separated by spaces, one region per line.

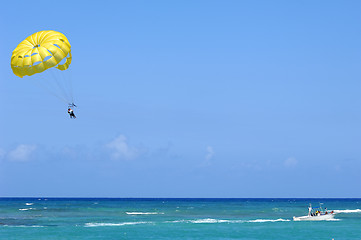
xmin=68 ymin=108 xmax=76 ymax=119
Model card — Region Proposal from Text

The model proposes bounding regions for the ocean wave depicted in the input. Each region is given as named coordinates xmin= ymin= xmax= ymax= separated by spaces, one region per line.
xmin=126 ymin=212 xmax=164 ymax=215
xmin=246 ymin=219 xmax=290 ymax=223
xmin=25 ymin=203 xmax=34 ymax=206
xmin=18 ymin=208 xmax=35 ymax=211
xmin=2 ymin=225 xmax=44 ymax=228
xmin=189 ymin=219 xmax=231 ymax=223
xmin=85 ymin=222 xmax=150 ymax=227
xmin=167 ymin=219 xmax=240 ymax=224
xmin=333 ymin=209 xmax=361 ymax=214
xmin=168 ymin=218 xmax=290 ymax=224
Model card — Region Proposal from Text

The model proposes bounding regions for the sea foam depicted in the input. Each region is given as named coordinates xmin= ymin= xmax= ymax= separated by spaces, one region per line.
xmin=167 ymin=219 xmax=241 ymax=224
xmin=246 ymin=219 xmax=290 ymax=223
xmin=3 ymin=225 xmax=44 ymax=228
xmin=85 ymin=222 xmax=150 ymax=227
xmin=333 ymin=209 xmax=361 ymax=214
xmin=126 ymin=212 xmax=164 ymax=215
xmin=18 ymin=208 xmax=35 ymax=211
xmin=168 ymin=218 xmax=289 ymax=224
xmin=189 ymin=218 xmax=231 ymax=223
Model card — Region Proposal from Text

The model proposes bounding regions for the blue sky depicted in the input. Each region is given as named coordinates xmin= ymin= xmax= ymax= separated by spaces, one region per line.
xmin=0 ymin=0 xmax=360 ymax=197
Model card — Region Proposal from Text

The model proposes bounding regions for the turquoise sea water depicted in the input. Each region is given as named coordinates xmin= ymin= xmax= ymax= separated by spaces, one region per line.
xmin=0 ymin=198 xmax=360 ymax=240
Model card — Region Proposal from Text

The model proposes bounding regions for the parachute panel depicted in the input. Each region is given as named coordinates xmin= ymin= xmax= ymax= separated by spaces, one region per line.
xmin=56 ymin=52 xmax=72 ymax=71
xmin=43 ymin=56 xmax=58 ymax=69
xmin=30 ymin=52 xmax=42 ymax=63
xmin=11 ymin=30 xmax=72 ymax=78
xmin=38 ymin=47 xmax=53 ymax=59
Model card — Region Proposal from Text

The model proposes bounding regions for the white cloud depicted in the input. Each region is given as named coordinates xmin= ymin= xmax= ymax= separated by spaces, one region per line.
xmin=8 ymin=144 xmax=37 ymax=162
xmin=205 ymin=146 xmax=214 ymax=161
xmin=284 ymin=157 xmax=298 ymax=168
xmin=106 ymin=135 xmax=139 ymax=160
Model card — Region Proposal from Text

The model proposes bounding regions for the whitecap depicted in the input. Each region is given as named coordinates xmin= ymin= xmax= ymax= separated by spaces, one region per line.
xmin=19 ymin=208 xmax=35 ymax=211
xmin=126 ymin=212 xmax=164 ymax=215
xmin=25 ymin=203 xmax=34 ymax=206
xmin=85 ymin=222 xmax=150 ymax=227
xmin=4 ymin=225 xmax=44 ymax=228
xmin=167 ymin=218 xmax=290 ymax=224
xmin=169 ymin=219 xmax=243 ymax=224
xmin=166 ymin=220 xmax=187 ymax=223
xmin=190 ymin=218 xmax=222 ymax=223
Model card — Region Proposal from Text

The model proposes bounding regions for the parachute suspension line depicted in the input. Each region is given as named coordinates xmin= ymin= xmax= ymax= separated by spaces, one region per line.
xmin=60 ymin=67 xmax=74 ymax=105
xmin=67 ymin=69 xmax=75 ymax=105
xmin=10 ymin=30 xmax=75 ymax=106
xmin=53 ymin=63 xmax=74 ymax=106
xmin=30 ymin=76 xmax=69 ymax=104
xmin=50 ymin=69 xmax=72 ymax=103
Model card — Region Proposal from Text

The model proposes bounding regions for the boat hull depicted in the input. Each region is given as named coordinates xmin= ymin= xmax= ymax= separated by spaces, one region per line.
xmin=293 ymin=214 xmax=335 ymax=221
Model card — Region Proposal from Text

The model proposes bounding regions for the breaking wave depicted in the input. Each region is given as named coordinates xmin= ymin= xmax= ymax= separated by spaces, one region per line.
xmin=85 ymin=222 xmax=151 ymax=227
xmin=167 ymin=218 xmax=289 ymax=224
xmin=189 ymin=219 xmax=237 ymax=224
xmin=126 ymin=212 xmax=164 ymax=215
xmin=168 ymin=219 xmax=241 ymax=224
xmin=2 ymin=225 xmax=44 ymax=228
xmin=18 ymin=208 xmax=35 ymax=211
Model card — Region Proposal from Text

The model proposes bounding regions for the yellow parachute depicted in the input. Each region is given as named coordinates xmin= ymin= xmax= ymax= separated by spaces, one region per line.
xmin=11 ymin=30 xmax=72 ymax=78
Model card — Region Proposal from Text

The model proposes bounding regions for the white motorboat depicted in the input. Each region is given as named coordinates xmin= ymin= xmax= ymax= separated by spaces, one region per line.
xmin=293 ymin=203 xmax=335 ymax=221
xmin=293 ymin=213 xmax=335 ymax=221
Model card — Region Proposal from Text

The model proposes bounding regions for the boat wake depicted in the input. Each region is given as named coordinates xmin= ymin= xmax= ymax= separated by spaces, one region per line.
xmin=333 ymin=209 xmax=361 ymax=214
xmin=85 ymin=218 xmax=292 ymax=227
xmin=187 ymin=219 xmax=240 ymax=224
xmin=168 ymin=218 xmax=290 ymax=224
xmin=247 ymin=219 xmax=290 ymax=223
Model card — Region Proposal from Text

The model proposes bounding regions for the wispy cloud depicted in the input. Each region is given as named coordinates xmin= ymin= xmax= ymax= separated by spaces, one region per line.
xmin=284 ymin=157 xmax=298 ymax=168
xmin=199 ymin=146 xmax=215 ymax=167
xmin=106 ymin=135 xmax=139 ymax=160
xmin=7 ymin=144 xmax=37 ymax=162
xmin=205 ymin=146 xmax=214 ymax=161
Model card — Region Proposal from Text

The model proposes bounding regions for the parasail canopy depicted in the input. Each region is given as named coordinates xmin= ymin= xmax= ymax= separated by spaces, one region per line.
xmin=11 ymin=30 xmax=72 ymax=78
